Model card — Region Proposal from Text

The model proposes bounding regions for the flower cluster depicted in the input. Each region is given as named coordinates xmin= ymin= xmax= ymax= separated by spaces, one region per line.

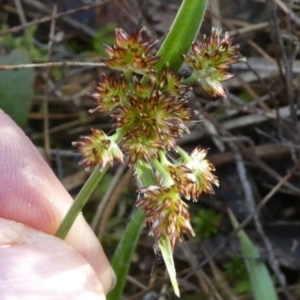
xmin=73 ymin=128 xmax=123 ymax=171
xmin=74 ymin=28 xmax=243 ymax=249
xmin=183 ymin=28 xmax=246 ymax=97
xmin=103 ymin=28 xmax=160 ymax=74
xmin=111 ymin=75 xmax=194 ymax=165
xmin=137 ymin=185 xmax=195 ymax=249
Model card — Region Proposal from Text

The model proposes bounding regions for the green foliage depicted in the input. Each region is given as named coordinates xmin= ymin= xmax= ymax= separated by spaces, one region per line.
xmin=193 ymin=208 xmax=222 ymax=239
xmin=237 ymin=91 xmax=252 ymax=103
xmin=0 ymin=50 xmax=35 ymax=127
xmin=0 ymin=25 xmax=65 ymax=81
xmin=50 ymin=66 xmax=64 ymax=81
xmin=92 ymin=23 xmax=117 ymax=57
xmin=229 ymin=210 xmax=278 ymax=300
xmin=0 ymin=24 xmax=47 ymax=60
xmin=224 ymin=258 xmax=251 ymax=295
xmin=82 ymin=173 xmax=114 ymax=222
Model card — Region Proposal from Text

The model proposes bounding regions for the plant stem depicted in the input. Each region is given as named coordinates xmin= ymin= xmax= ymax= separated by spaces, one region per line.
xmin=108 ymin=208 xmax=145 ymax=299
xmin=177 ymin=146 xmax=192 ymax=162
xmin=55 ymin=129 xmax=123 ymax=238
xmin=182 ymin=75 xmax=198 ymax=85
xmin=152 ymin=158 xmax=174 ymax=187
xmin=107 ymin=160 xmax=154 ymax=300
xmin=55 ymin=165 xmax=108 ymax=239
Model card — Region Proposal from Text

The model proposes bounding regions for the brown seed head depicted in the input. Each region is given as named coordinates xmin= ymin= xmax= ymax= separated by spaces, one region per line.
xmin=183 ymin=28 xmax=246 ymax=97
xmin=103 ymin=28 xmax=160 ymax=74
xmin=154 ymin=68 xmax=191 ymax=98
xmin=137 ymin=185 xmax=195 ymax=249
xmin=72 ymin=128 xmax=124 ymax=171
xmin=110 ymin=77 xmax=194 ymax=164
xmin=88 ymin=74 xmax=128 ymax=113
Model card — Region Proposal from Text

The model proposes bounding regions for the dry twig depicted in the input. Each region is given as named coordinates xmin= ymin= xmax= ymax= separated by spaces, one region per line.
xmin=0 ymin=0 xmax=109 ymax=37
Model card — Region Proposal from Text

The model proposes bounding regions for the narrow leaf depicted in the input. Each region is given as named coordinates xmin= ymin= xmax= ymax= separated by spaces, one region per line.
xmin=155 ymin=0 xmax=208 ymax=72
xmin=228 ymin=210 xmax=278 ymax=300
xmin=107 ymin=208 xmax=145 ymax=300
xmin=159 ymin=236 xmax=180 ymax=297
xmin=107 ymin=160 xmax=154 ymax=300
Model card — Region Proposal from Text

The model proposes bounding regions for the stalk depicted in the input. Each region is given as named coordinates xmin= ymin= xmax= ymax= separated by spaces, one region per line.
xmin=55 ymin=130 xmax=123 ymax=238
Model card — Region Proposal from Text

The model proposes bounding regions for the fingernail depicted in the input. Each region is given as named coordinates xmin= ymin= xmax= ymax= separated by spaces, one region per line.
xmin=109 ymin=268 xmax=117 ymax=292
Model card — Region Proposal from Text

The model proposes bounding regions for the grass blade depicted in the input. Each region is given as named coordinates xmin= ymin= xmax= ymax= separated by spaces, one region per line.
xmin=228 ymin=210 xmax=278 ymax=300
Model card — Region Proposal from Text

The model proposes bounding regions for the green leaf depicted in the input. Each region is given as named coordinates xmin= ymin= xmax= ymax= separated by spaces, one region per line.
xmin=228 ymin=210 xmax=278 ymax=300
xmin=159 ymin=236 xmax=180 ymax=297
xmin=0 ymin=50 xmax=34 ymax=127
xmin=155 ymin=0 xmax=208 ymax=72
xmin=107 ymin=208 xmax=145 ymax=300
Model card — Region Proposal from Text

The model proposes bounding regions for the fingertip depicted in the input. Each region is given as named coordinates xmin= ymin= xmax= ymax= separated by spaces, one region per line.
xmin=0 ymin=218 xmax=106 ymax=299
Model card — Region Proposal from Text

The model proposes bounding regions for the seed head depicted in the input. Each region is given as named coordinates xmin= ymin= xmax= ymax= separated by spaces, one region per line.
xmin=166 ymin=164 xmax=197 ymax=196
xmin=137 ymin=185 xmax=195 ymax=249
xmin=88 ymin=74 xmax=128 ymax=113
xmin=183 ymin=28 xmax=246 ymax=97
xmin=185 ymin=147 xmax=219 ymax=200
xmin=110 ymin=77 xmax=194 ymax=163
xmin=154 ymin=68 xmax=191 ymax=98
xmin=73 ymin=128 xmax=124 ymax=171
xmin=103 ymin=28 xmax=160 ymax=74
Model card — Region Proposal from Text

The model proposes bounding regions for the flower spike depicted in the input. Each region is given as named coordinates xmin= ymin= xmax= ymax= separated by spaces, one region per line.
xmin=137 ymin=185 xmax=195 ymax=249
xmin=88 ymin=74 xmax=128 ymax=113
xmin=185 ymin=147 xmax=219 ymax=200
xmin=72 ymin=26 xmax=224 ymax=252
xmin=103 ymin=28 xmax=160 ymax=74
xmin=73 ymin=128 xmax=124 ymax=171
xmin=183 ymin=28 xmax=246 ymax=97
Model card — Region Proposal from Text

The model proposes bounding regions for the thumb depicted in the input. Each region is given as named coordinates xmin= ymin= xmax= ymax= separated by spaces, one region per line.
xmin=0 ymin=218 xmax=105 ymax=300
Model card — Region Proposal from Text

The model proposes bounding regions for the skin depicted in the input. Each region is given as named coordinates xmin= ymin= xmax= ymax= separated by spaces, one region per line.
xmin=0 ymin=109 xmax=116 ymax=299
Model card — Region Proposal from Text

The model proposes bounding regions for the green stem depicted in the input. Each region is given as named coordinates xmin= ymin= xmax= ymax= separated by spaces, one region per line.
xmin=123 ymin=70 xmax=132 ymax=83
xmin=177 ymin=146 xmax=192 ymax=162
xmin=123 ymin=70 xmax=134 ymax=93
xmin=152 ymin=158 xmax=174 ymax=187
xmin=55 ymin=165 xmax=108 ymax=239
xmin=158 ymin=150 xmax=169 ymax=164
xmin=55 ymin=130 xmax=123 ymax=238
xmin=182 ymin=75 xmax=198 ymax=85
xmin=108 ymin=161 xmax=153 ymax=300
xmin=108 ymin=208 xmax=145 ymax=300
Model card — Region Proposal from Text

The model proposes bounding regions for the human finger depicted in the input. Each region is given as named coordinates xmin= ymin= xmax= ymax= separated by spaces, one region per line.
xmin=0 ymin=109 xmax=115 ymax=293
